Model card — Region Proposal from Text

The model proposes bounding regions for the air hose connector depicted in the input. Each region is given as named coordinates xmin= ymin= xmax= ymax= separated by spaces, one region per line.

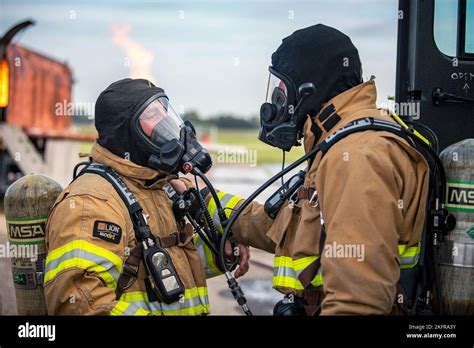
xmin=225 ymin=272 xmax=252 ymax=316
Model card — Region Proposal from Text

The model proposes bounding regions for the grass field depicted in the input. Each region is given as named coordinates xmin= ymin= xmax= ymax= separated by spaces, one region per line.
xmin=76 ymin=127 xmax=305 ymax=164
xmin=215 ymin=129 xmax=304 ymax=164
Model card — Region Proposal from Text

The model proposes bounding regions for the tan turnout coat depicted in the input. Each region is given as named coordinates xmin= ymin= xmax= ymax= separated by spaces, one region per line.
xmin=232 ymin=80 xmax=429 ymax=315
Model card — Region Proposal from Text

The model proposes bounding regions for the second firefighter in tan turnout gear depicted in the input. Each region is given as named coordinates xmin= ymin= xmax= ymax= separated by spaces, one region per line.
xmin=44 ymin=79 xmax=249 ymax=315
xmin=231 ymin=79 xmax=428 ymax=315
xmin=200 ymin=24 xmax=430 ymax=315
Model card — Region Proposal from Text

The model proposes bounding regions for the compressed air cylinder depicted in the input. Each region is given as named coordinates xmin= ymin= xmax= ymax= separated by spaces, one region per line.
xmin=438 ymin=139 xmax=474 ymax=315
xmin=4 ymin=174 xmax=62 ymax=315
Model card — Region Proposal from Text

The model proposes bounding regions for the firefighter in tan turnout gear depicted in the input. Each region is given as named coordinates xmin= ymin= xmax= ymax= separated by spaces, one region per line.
xmin=192 ymin=24 xmax=431 ymax=315
xmin=44 ymin=79 xmax=249 ymax=315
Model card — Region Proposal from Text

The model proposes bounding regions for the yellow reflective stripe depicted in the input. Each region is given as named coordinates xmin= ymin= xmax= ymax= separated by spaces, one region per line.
xmin=120 ymin=291 xmax=148 ymax=303
xmin=156 ymin=303 xmax=210 ymax=316
xmin=185 ymin=286 xmax=208 ymax=299
xmin=311 ymin=269 xmax=323 ymax=287
xmin=111 ymin=301 xmax=152 ymax=316
xmin=118 ymin=287 xmax=210 ymax=316
xmin=207 ymin=191 xmax=227 ymax=224
xmin=274 ymin=256 xmax=318 ymax=271
xmin=44 ymin=258 xmax=118 ymax=288
xmin=46 ymin=240 xmax=123 ymax=272
xmin=274 ymin=242 xmax=422 ymax=291
xmin=398 ymin=243 xmax=420 ymax=257
xmin=219 ymin=195 xmax=243 ymax=233
xmin=273 ymin=256 xmax=320 ymax=291
xmin=200 ymin=190 xmax=240 ymax=276
xmin=273 ymin=271 xmax=323 ymax=289
xmin=193 ymin=234 xmax=221 ymax=278
xmin=110 ymin=301 xmax=129 ymax=316
xmin=224 ymin=195 xmax=242 ymax=217
xmin=121 ymin=287 xmax=208 ymax=302
xmin=134 ymin=308 xmax=151 ymax=316
xmin=149 ymin=287 xmax=210 ymax=315
xmin=203 ymin=236 xmax=221 ymax=276
xmin=273 ymin=275 xmax=304 ymax=290
xmin=311 ymin=276 xmax=323 ymax=287
xmin=398 ymin=242 xmax=421 ymax=269
xmin=207 ymin=191 xmax=243 ymax=233
xmin=44 ymin=240 xmax=123 ymax=288
xmin=193 ymin=234 xmax=209 ymax=277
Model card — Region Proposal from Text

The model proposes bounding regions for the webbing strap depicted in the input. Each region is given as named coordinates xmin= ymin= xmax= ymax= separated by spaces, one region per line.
xmin=115 ymin=243 xmax=143 ymax=300
xmin=78 ymin=163 xmax=142 ymax=216
xmin=318 ymin=117 xmax=413 ymax=155
xmin=75 ymin=163 xmax=189 ymax=300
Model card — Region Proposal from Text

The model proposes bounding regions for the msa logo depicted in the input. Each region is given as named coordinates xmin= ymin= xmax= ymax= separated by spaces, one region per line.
xmin=447 ymin=181 xmax=474 ymax=211
xmin=93 ymin=220 xmax=122 ymax=244
xmin=7 ymin=221 xmax=46 ymax=241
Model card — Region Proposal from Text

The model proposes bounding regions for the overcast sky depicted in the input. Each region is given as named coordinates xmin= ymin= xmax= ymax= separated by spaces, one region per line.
xmin=1 ymin=0 xmax=400 ymax=118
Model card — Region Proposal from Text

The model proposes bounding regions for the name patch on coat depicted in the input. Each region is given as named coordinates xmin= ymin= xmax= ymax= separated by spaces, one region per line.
xmin=93 ymin=220 xmax=122 ymax=244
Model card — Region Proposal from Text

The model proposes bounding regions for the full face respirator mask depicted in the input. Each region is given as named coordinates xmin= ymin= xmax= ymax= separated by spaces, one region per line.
xmin=130 ymin=93 xmax=212 ymax=175
xmin=259 ymin=66 xmax=315 ymax=152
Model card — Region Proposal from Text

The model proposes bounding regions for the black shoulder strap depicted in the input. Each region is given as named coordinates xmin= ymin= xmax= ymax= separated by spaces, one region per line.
xmin=74 ymin=163 xmax=153 ymax=243
xmin=318 ymin=117 xmax=413 ymax=156
xmin=318 ymin=116 xmax=448 ymax=224
xmin=76 ymin=163 xmax=142 ymax=216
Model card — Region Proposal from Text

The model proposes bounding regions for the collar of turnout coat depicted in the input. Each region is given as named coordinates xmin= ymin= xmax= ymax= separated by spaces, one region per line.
xmin=303 ymin=79 xmax=392 ymax=153
xmin=90 ymin=142 xmax=178 ymax=189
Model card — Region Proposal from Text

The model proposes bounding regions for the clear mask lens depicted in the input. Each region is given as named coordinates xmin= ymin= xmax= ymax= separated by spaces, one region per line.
xmin=138 ymin=97 xmax=184 ymax=147
xmin=264 ymin=72 xmax=289 ymax=124
xmin=265 ymin=72 xmax=288 ymax=106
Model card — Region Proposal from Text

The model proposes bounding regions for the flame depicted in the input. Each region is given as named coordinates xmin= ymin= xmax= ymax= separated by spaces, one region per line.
xmin=110 ymin=24 xmax=156 ymax=83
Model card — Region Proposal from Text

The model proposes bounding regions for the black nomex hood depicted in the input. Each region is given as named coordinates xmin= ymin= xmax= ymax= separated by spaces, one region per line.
xmin=95 ymin=78 xmax=164 ymax=167
xmin=271 ymin=24 xmax=363 ymax=118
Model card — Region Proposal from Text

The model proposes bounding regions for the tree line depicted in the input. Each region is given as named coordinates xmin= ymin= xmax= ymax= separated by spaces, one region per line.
xmin=182 ymin=111 xmax=259 ymax=129
xmin=72 ymin=108 xmax=260 ymax=129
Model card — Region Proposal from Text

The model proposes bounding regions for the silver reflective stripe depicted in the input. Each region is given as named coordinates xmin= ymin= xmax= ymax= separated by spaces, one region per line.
xmin=194 ymin=236 xmax=216 ymax=278
xmin=273 ymin=265 xmax=305 ymax=290
xmin=122 ymin=293 xmax=210 ymax=313
xmin=148 ymin=295 xmax=209 ymax=312
xmin=273 ymin=265 xmax=304 ymax=280
xmin=45 ymin=249 xmax=121 ymax=281
xmin=212 ymin=193 xmax=233 ymax=230
xmin=398 ymin=243 xmax=422 ymax=269
xmin=121 ymin=303 xmax=145 ymax=316
xmin=124 ymin=301 xmax=150 ymax=311
xmin=273 ymin=265 xmax=321 ymax=289
xmin=400 ymin=253 xmax=421 ymax=267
